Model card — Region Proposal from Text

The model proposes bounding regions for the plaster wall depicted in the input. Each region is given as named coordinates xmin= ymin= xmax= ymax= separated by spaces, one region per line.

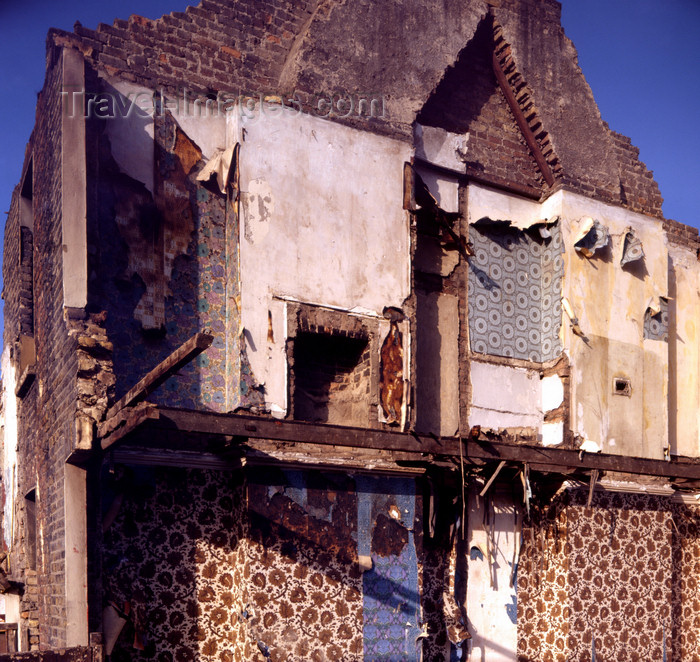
xmin=467 ymin=485 xmax=518 ymax=661
xmin=467 ymin=184 xmax=670 ymax=459
xmin=101 ymin=79 xmax=155 ymax=194
xmin=555 ymin=190 xmax=668 ymax=458
xmin=1 ymin=347 xmax=18 ymax=551
xmin=237 ymin=109 xmax=412 ymax=415
xmin=668 ymin=242 xmax=700 ymax=457
xmin=61 ymin=48 xmax=87 ymax=310
xmin=467 ymin=182 xmax=546 ymax=228
xmin=468 ymin=361 xmax=541 ymax=429
xmin=64 ymin=464 xmax=87 ymax=647
xmin=101 ymin=77 xmax=229 ymax=191
xmin=415 ymin=292 xmax=460 ymax=436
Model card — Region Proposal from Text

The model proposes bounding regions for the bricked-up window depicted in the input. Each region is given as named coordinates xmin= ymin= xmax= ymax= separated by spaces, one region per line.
xmin=24 ymin=489 xmax=36 ymax=571
xmin=292 ymin=332 xmax=371 ymax=426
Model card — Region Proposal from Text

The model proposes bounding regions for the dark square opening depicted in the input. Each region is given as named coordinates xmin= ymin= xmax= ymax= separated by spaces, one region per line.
xmin=292 ymin=332 xmax=370 ymax=425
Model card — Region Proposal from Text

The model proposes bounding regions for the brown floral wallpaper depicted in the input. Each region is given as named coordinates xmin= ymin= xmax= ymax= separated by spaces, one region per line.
xmin=671 ymin=501 xmax=700 ymax=662
xmin=244 ymin=469 xmax=365 ymax=662
xmin=518 ymin=490 xmax=678 ymax=661
xmin=102 ymin=466 xmax=249 ymax=662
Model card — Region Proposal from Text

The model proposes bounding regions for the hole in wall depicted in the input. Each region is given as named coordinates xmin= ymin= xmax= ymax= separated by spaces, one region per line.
xmin=292 ymin=332 xmax=370 ymax=425
xmin=612 ymin=377 xmax=631 ymax=397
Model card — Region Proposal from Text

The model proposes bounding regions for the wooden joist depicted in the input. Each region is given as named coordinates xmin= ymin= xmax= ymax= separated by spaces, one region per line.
xmin=104 ymin=332 xmax=213 ymax=422
xmin=98 ymin=403 xmax=700 ymax=481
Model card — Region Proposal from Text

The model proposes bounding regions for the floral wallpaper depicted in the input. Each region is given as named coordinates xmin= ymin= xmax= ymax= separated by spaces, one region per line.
xmin=102 ymin=467 xmax=249 ymax=662
xmin=518 ymin=489 xmax=675 ymax=661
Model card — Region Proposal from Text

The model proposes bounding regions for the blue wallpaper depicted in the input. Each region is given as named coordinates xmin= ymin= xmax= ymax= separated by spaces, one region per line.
xmin=468 ymin=221 xmax=563 ymax=362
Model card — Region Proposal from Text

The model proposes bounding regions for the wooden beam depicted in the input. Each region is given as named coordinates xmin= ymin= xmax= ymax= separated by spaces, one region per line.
xmin=105 ymin=332 xmax=213 ymax=421
xmin=466 ymin=439 xmax=700 ymax=480
xmin=101 ymin=404 xmax=160 ymax=451
xmin=491 ymin=50 xmax=555 ymax=187
xmin=100 ymin=403 xmax=700 ymax=481
xmin=152 ymin=408 xmax=452 ymax=455
xmin=480 ymin=460 xmax=506 ymax=497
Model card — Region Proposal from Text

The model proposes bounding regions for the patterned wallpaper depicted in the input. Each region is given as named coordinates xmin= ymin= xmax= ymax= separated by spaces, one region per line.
xmin=100 ymin=467 xmax=476 ymax=662
xmin=100 ymin=464 xmax=700 ymax=661
xmin=644 ymin=297 xmax=670 ymax=342
xmin=468 ymin=221 xmax=563 ymax=362
xmin=99 ymin=109 xmax=243 ymax=414
xmin=102 ymin=467 xmax=249 ymax=662
xmin=516 ymin=489 xmax=694 ymax=661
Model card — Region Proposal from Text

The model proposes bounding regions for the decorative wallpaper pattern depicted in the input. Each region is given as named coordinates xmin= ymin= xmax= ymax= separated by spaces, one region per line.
xmin=246 ymin=470 xmax=365 ymax=662
xmin=102 ymin=467 xmax=248 ymax=662
xmin=100 ymin=108 xmax=239 ymax=412
xmin=468 ymin=221 xmax=563 ymax=362
xmin=670 ymin=502 xmax=700 ymax=662
xmin=644 ymin=297 xmax=669 ymax=342
xmin=100 ymin=466 xmax=476 ymax=662
xmin=518 ymin=489 xmax=673 ymax=661
xmin=357 ymin=476 xmax=421 ymax=662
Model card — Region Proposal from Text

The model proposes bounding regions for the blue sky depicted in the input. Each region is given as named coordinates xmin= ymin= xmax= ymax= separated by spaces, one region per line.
xmin=0 ymin=0 xmax=698 ymax=331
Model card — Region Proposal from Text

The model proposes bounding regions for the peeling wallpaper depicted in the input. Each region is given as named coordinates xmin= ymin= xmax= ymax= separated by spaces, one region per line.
xmin=102 ymin=467 xmax=249 ymax=662
xmin=468 ymin=222 xmax=563 ymax=363
xmin=98 ymin=109 xmax=240 ymax=413
xmin=100 ymin=467 xmax=473 ymax=662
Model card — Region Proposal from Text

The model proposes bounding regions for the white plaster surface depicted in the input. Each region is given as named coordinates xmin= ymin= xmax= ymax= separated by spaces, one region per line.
xmin=465 ymin=184 xmax=670 ymax=459
xmin=541 ymin=374 xmax=564 ymax=412
xmin=62 ymin=48 xmax=88 ymax=309
xmin=468 ymin=182 xmax=549 ymax=228
xmin=1 ymin=347 xmax=18 ymax=552
xmin=542 ymin=421 xmax=564 ymax=447
xmin=555 ymin=190 xmax=668 ymax=459
xmin=101 ymin=78 xmax=156 ymax=193
xmin=469 ymin=361 xmax=542 ymax=429
xmin=415 ymin=165 xmax=459 ymax=213
xmin=414 ymin=124 xmax=468 ymax=172
xmin=467 ymin=486 xmax=518 ymax=661
xmin=238 ymin=109 xmax=411 ymax=413
xmin=64 ymin=464 xmax=88 ymax=646
xmin=668 ymin=243 xmax=700 ymax=457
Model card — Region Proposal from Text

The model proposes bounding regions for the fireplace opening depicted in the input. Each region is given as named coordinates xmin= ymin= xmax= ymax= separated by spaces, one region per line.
xmin=292 ymin=331 xmax=371 ymax=425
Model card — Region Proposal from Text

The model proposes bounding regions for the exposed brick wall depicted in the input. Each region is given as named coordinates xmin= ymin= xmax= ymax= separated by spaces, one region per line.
xmin=18 ymin=228 xmax=34 ymax=338
xmin=3 ymin=193 xmax=22 ymax=350
xmin=54 ymin=0 xmax=316 ymax=96
xmin=292 ymin=332 xmax=371 ymax=426
xmin=48 ymin=0 xmax=671 ymax=223
xmin=26 ymin=45 xmax=71 ymax=650
xmin=418 ymin=18 xmax=544 ymax=191
xmin=610 ymin=129 xmax=664 ymax=219
xmin=4 ymin=43 xmax=95 ymax=650
xmin=664 ymin=218 xmax=700 ymax=251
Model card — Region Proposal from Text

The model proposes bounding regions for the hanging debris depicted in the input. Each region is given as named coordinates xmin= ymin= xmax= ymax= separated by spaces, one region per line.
xmin=412 ymin=170 xmax=473 ymax=259
xmin=574 ymin=216 xmax=609 ymax=258
xmin=196 ymin=143 xmax=238 ymax=194
xmin=379 ymin=308 xmax=405 ymax=425
xmin=644 ymin=296 xmax=669 ymax=342
xmin=620 ymin=228 xmax=645 ymax=267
